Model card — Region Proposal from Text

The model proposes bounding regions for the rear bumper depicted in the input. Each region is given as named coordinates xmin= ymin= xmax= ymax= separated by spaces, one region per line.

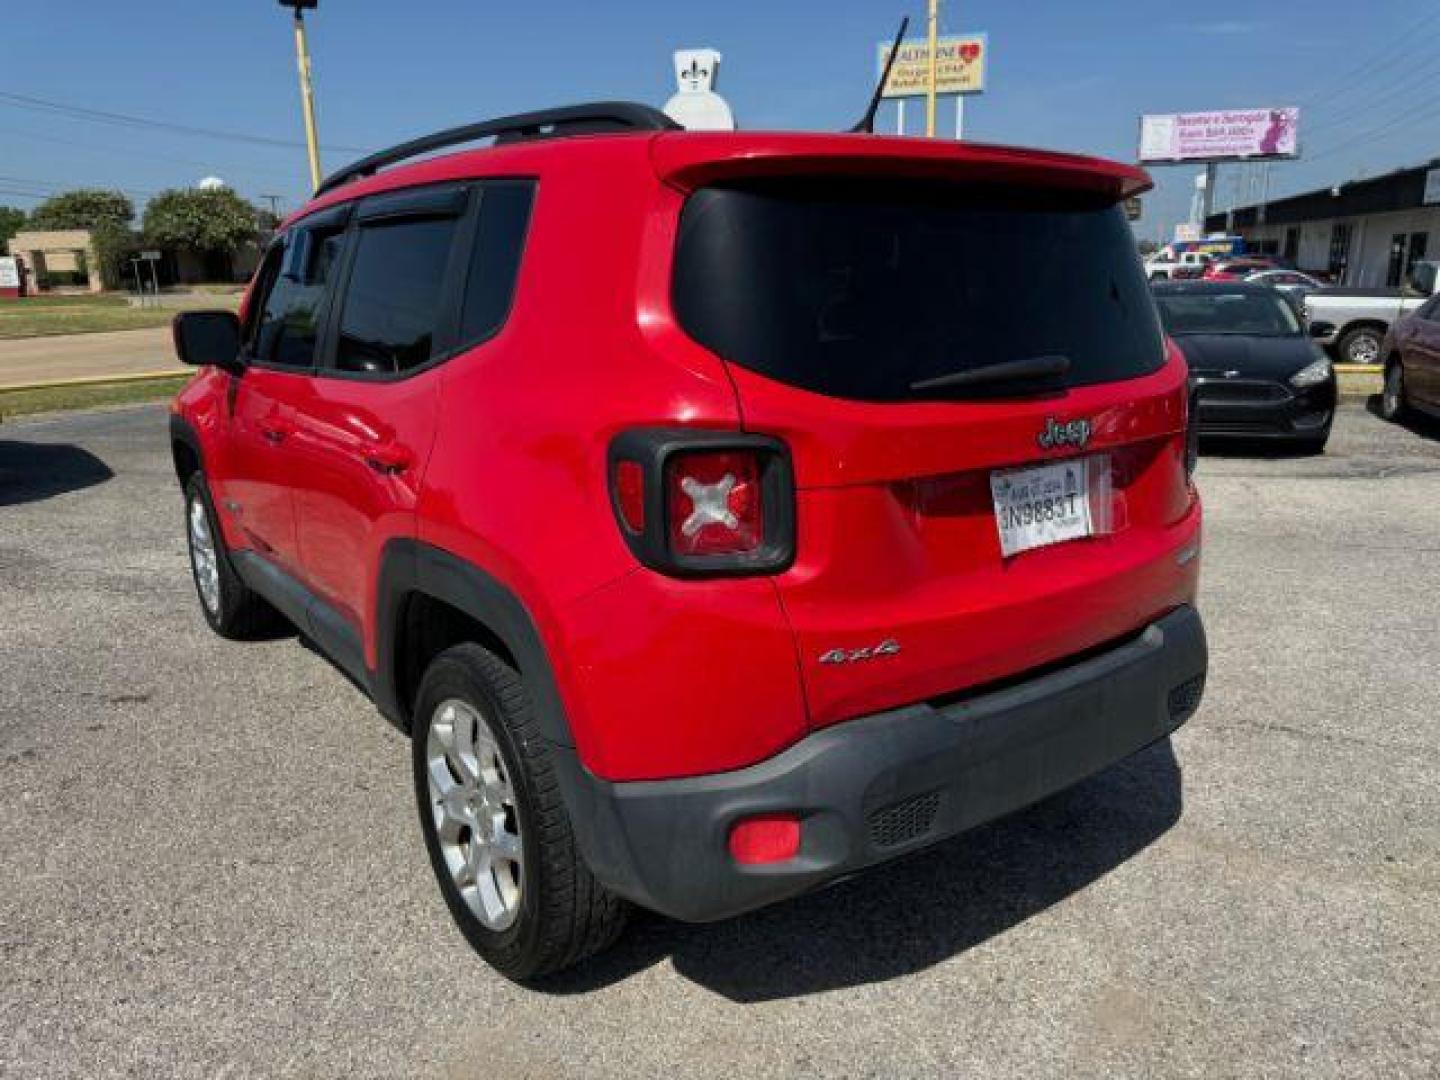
xmin=556 ymin=605 xmax=1207 ymax=922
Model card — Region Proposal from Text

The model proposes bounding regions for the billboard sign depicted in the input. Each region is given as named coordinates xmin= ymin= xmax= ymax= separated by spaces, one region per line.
xmin=0 ymin=256 xmax=19 ymax=289
xmin=1139 ymin=108 xmax=1300 ymax=164
xmin=878 ymin=35 xmax=987 ymax=97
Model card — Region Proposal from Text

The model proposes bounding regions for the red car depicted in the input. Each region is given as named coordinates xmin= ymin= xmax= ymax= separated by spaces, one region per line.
xmin=170 ymin=102 xmax=1207 ymax=978
xmin=1203 ymin=257 xmax=1275 ymax=281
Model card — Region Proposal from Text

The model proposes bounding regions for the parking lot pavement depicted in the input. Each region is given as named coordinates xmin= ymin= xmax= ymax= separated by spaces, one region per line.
xmin=1 ymin=400 xmax=1437 ymax=1079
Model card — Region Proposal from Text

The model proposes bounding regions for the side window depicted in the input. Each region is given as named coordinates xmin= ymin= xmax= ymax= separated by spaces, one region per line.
xmin=458 ymin=182 xmax=536 ymax=346
xmin=250 ymin=225 xmax=346 ymax=368
xmin=334 ymin=216 xmax=459 ymax=374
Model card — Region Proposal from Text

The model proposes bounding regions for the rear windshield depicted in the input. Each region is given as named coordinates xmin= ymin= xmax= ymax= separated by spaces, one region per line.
xmin=1154 ymin=290 xmax=1302 ymax=337
xmin=672 ymin=178 xmax=1165 ymax=402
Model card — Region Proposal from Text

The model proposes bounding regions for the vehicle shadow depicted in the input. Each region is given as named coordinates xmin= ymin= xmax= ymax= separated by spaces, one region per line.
xmin=0 ymin=439 xmax=114 ymax=507
xmin=538 ymin=738 xmax=1183 ymax=1003
xmin=1363 ymin=393 xmax=1440 ymax=438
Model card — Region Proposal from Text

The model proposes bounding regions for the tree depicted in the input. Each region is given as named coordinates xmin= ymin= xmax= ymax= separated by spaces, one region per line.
xmin=24 ymin=189 xmax=137 ymax=289
xmin=27 ymin=189 xmax=134 ymax=232
xmin=0 ymin=205 xmax=26 ymax=249
xmin=142 ymin=187 xmax=260 ymax=277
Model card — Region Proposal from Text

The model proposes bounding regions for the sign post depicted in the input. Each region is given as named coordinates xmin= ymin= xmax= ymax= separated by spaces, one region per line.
xmin=925 ymin=0 xmax=940 ymax=138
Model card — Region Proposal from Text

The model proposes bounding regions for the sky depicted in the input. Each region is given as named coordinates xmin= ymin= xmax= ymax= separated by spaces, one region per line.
xmin=2 ymin=0 xmax=1438 ymax=241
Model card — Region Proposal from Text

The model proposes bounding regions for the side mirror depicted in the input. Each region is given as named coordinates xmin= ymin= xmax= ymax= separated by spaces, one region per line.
xmin=172 ymin=311 xmax=243 ymax=374
xmin=1309 ymin=321 xmax=1335 ymax=339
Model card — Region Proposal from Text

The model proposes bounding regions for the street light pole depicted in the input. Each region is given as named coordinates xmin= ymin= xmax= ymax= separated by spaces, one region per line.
xmin=925 ymin=0 xmax=940 ymax=137
xmin=280 ymin=0 xmax=323 ymax=192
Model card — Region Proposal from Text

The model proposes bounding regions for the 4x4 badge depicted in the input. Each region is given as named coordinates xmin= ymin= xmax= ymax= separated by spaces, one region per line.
xmin=1037 ymin=416 xmax=1092 ymax=451
xmin=819 ymin=639 xmax=901 ymax=665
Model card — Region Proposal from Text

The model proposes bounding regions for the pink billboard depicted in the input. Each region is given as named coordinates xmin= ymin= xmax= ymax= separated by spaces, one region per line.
xmin=1138 ymin=108 xmax=1300 ymax=163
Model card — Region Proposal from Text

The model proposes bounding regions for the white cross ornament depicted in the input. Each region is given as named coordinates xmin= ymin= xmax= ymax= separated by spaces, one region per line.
xmin=679 ymin=473 xmax=738 ymax=537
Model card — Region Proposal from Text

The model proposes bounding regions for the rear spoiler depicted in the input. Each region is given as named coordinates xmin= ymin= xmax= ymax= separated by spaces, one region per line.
xmin=650 ymin=133 xmax=1152 ymax=201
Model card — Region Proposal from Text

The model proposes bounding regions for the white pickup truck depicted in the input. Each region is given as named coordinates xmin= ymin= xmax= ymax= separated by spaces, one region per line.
xmin=1145 ymin=250 xmax=1212 ymax=281
xmin=1304 ymin=261 xmax=1439 ymax=364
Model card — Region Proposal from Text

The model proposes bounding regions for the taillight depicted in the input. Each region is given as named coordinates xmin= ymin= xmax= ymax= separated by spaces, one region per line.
xmin=608 ymin=430 xmax=795 ymax=576
xmin=666 ymin=450 xmax=763 ymax=556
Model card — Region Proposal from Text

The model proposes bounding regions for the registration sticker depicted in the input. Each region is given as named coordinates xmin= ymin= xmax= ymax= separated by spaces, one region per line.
xmin=991 ymin=456 xmax=1100 ymax=558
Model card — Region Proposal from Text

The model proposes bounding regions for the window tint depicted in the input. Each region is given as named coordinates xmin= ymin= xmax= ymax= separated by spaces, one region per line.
xmin=335 ymin=217 xmax=458 ymax=374
xmin=459 ymin=182 xmax=535 ymax=345
xmin=672 ymin=179 xmax=1165 ymax=402
xmin=251 ymin=226 xmax=346 ymax=367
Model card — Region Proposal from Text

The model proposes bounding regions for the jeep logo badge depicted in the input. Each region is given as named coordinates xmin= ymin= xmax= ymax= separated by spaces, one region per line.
xmin=1037 ymin=417 xmax=1092 ymax=451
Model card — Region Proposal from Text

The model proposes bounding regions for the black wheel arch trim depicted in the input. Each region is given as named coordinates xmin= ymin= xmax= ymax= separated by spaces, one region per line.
xmin=374 ymin=539 xmax=574 ymax=748
xmin=168 ymin=413 xmax=204 ymax=482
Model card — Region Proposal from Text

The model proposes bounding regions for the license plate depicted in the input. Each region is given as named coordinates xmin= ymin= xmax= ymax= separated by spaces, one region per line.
xmin=991 ymin=457 xmax=1097 ymax=558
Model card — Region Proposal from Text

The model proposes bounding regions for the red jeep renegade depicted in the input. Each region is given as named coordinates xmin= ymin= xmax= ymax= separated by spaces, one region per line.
xmin=170 ymin=102 xmax=1206 ymax=979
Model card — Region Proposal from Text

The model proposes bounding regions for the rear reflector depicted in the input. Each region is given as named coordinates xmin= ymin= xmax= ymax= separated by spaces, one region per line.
xmin=728 ymin=814 xmax=801 ymax=865
xmin=614 ymin=460 xmax=646 ymax=533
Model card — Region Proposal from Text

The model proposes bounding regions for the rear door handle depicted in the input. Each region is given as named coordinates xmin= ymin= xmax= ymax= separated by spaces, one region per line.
xmin=363 ymin=443 xmax=414 ymax=475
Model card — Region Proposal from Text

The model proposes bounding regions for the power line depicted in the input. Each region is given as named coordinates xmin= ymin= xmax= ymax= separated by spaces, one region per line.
xmin=0 ymin=89 xmax=369 ymax=155
xmin=0 ymin=123 xmax=305 ymax=186
xmin=1304 ymin=51 xmax=1440 ymax=138
xmin=1295 ymin=6 xmax=1440 ymax=111
xmin=1304 ymin=95 xmax=1440 ymax=165
xmin=0 ymin=174 xmax=161 ymax=199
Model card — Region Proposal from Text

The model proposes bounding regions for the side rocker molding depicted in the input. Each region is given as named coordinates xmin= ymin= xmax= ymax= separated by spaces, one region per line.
xmin=374 ymin=539 xmax=575 ymax=748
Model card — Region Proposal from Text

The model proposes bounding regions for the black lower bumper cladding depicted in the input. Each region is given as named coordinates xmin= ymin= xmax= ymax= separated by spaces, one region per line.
xmin=556 ymin=606 xmax=1208 ymax=922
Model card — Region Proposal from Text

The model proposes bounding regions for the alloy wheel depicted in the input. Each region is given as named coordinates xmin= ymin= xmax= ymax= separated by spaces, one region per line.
xmin=188 ymin=497 xmax=221 ymax=615
xmin=1348 ymin=334 xmax=1380 ymax=365
xmin=426 ymin=698 xmax=525 ymax=931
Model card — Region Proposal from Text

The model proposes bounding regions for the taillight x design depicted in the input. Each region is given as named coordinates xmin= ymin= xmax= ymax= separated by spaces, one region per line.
xmin=608 ymin=431 xmax=795 ymax=576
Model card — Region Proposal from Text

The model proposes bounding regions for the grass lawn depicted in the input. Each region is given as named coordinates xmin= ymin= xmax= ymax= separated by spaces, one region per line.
xmin=0 ymin=375 xmax=192 ymax=421
xmin=0 ymin=293 xmax=239 ymax=340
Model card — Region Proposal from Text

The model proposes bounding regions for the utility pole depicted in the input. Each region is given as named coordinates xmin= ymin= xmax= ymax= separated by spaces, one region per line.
xmin=1201 ymin=162 xmax=1217 ymax=229
xmin=279 ymin=0 xmax=323 ymax=192
xmin=259 ymin=194 xmax=284 ymax=220
xmin=925 ymin=0 xmax=940 ymax=137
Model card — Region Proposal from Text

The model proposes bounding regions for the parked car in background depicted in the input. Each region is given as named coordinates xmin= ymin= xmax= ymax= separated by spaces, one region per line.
xmin=1153 ymin=281 xmax=1335 ymax=452
xmin=1380 ymin=291 xmax=1440 ymax=423
xmin=1146 ymin=249 xmax=1212 ymax=281
xmin=1202 ymin=257 xmax=1275 ymax=281
xmin=1303 ymin=260 xmax=1438 ymax=365
xmin=1244 ymin=268 xmax=1325 ymax=301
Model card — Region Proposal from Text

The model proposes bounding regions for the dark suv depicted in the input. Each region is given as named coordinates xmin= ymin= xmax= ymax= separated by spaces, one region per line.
xmin=171 ymin=102 xmax=1207 ymax=978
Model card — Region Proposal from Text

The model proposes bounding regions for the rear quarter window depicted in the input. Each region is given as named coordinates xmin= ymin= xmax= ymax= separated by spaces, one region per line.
xmin=673 ymin=178 xmax=1165 ymax=402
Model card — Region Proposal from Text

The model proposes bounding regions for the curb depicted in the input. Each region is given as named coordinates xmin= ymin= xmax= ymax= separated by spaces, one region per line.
xmin=0 ymin=370 xmax=189 ymax=394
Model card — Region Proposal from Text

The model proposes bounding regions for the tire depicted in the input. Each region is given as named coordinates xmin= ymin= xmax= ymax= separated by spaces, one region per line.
xmin=1338 ymin=325 xmax=1384 ymax=366
xmin=1381 ymin=362 xmax=1410 ymax=422
xmin=412 ymin=643 xmax=628 ymax=980
xmin=183 ymin=472 xmax=281 ymax=639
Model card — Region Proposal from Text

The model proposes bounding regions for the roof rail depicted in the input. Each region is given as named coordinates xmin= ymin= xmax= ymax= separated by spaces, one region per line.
xmin=315 ymin=101 xmax=680 ymax=197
